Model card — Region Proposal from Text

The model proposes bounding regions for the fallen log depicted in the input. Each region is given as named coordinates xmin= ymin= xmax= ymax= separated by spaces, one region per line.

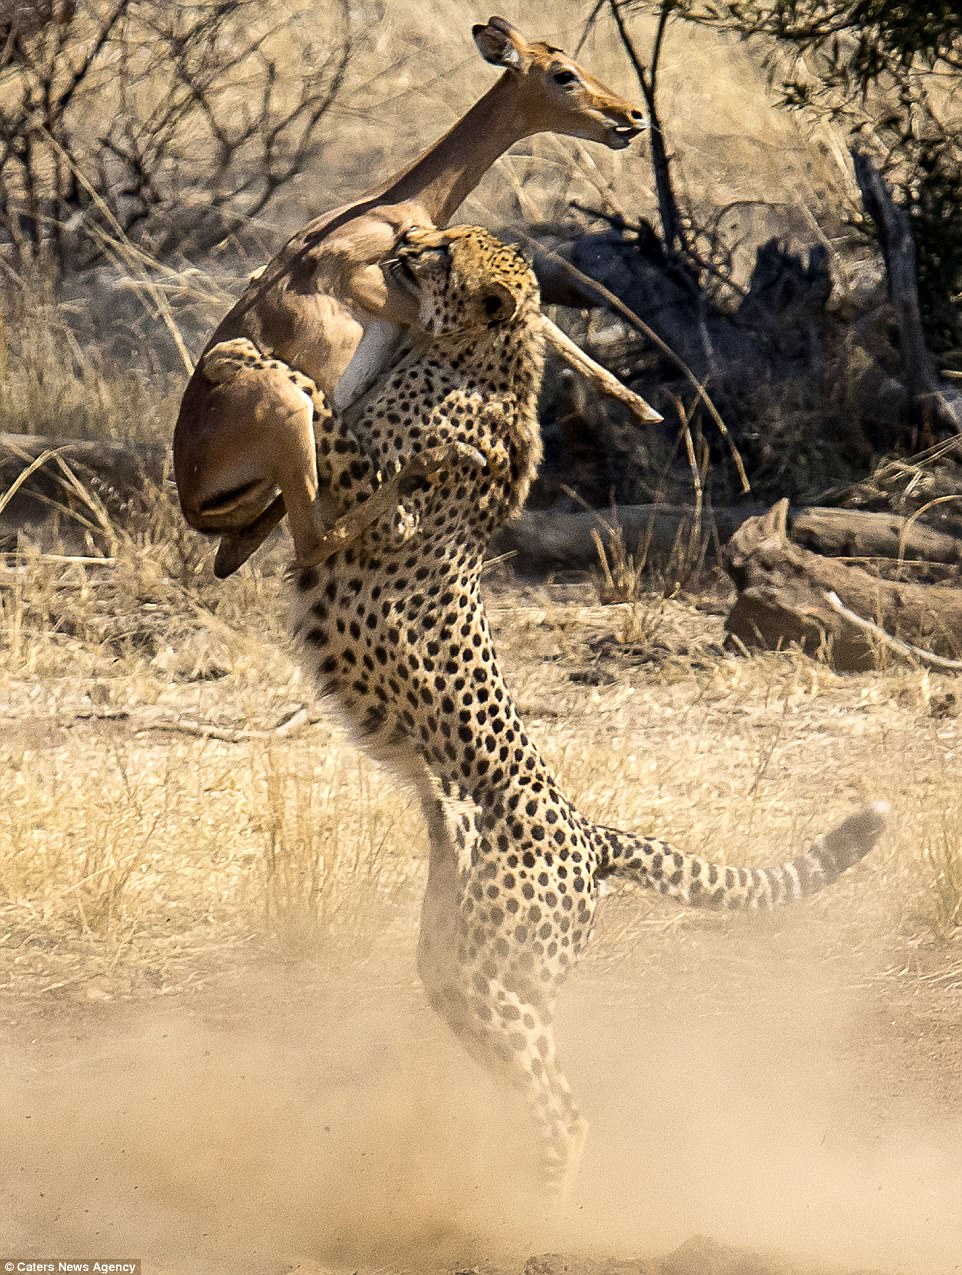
xmin=722 ymin=500 xmax=962 ymax=671
xmin=6 ymin=434 xmax=962 ymax=596
xmin=790 ymin=506 xmax=962 ymax=566
xmin=496 ymin=504 xmax=739 ymax=569
xmin=497 ymin=503 xmax=962 ymax=572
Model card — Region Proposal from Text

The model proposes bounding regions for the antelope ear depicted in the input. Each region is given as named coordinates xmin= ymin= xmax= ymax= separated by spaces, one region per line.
xmin=481 ymin=281 xmax=518 ymax=324
xmin=472 ymin=16 xmax=530 ymax=71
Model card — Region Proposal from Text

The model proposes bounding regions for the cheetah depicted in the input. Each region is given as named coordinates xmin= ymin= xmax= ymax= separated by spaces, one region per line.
xmin=229 ymin=225 xmax=888 ymax=1196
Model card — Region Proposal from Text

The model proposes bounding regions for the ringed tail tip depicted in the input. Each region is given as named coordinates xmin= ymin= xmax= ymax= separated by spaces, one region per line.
xmin=821 ymin=799 xmax=889 ymax=874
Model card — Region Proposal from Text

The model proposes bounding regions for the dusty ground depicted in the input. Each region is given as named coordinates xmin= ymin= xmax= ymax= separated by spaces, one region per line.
xmin=1 ymin=555 xmax=960 ymax=1275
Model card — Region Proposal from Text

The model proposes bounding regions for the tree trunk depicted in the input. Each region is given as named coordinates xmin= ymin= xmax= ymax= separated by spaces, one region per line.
xmin=852 ymin=148 xmax=962 ymax=437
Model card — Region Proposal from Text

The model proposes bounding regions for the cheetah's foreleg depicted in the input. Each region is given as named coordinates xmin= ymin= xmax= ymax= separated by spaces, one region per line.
xmin=304 ymin=442 xmax=486 ymax=565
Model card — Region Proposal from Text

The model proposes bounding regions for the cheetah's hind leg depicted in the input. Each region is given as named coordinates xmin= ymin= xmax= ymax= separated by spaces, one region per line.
xmin=304 ymin=441 xmax=486 ymax=566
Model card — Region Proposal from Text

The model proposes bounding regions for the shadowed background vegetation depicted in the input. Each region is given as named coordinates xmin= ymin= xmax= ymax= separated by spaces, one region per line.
xmin=5 ymin=1 xmax=962 ymax=507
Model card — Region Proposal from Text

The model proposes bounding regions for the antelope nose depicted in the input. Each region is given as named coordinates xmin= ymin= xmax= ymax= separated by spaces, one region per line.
xmin=630 ymin=109 xmax=645 ymax=123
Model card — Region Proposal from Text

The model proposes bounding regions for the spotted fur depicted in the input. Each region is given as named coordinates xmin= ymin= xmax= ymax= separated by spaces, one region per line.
xmin=278 ymin=225 xmax=887 ymax=1196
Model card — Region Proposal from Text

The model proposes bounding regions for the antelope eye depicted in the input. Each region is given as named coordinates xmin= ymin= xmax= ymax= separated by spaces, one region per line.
xmin=553 ymin=69 xmax=578 ymax=86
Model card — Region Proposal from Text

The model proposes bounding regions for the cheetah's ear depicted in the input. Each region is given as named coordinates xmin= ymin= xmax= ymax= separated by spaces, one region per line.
xmin=481 ymin=281 xmax=518 ymax=325
xmin=516 ymin=241 xmax=536 ymax=268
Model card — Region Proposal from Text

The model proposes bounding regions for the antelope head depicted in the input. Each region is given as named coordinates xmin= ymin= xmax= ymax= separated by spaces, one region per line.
xmin=472 ymin=15 xmax=646 ymax=149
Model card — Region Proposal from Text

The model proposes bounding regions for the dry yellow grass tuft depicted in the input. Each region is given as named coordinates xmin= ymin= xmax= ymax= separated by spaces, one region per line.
xmin=3 ymin=479 xmax=960 ymax=1005
xmin=0 ymin=287 xmax=181 ymax=445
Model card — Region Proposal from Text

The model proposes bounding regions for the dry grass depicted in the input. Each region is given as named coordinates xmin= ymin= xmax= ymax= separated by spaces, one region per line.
xmin=4 ymin=550 xmax=962 ymax=1272
xmin=255 ymin=743 xmax=408 ymax=961
xmin=0 ymin=285 xmax=183 ymax=445
xmin=1 ymin=261 xmax=959 ymax=1006
xmin=920 ymin=814 xmax=962 ymax=943
xmin=590 ymin=516 xmax=707 ymax=608
xmin=592 ymin=522 xmax=649 ymax=604
xmin=0 ymin=414 xmax=430 ymax=996
xmin=0 ymin=663 xmax=426 ymax=999
xmin=2 ymin=440 xmax=961 ymax=1274
xmin=6 ymin=487 xmax=958 ymax=1006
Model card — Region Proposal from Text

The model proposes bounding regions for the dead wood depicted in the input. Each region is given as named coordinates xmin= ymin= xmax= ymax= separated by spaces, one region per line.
xmin=7 ymin=433 xmax=962 ymax=601
xmin=789 ymin=506 xmax=962 ymax=566
xmin=823 ymin=591 xmax=962 ymax=672
xmin=497 ymin=505 xmax=738 ymax=569
xmin=722 ymin=500 xmax=962 ymax=671
xmin=66 ymin=703 xmax=322 ymax=742
xmin=131 ymin=704 xmax=323 ymax=742
xmin=497 ymin=503 xmax=962 ymax=572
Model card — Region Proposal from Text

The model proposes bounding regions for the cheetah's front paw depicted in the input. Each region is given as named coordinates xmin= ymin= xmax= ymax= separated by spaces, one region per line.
xmin=388 ymin=503 xmax=422 ymax=546
xmin=202 ymin=337 xmax=262 ymax=384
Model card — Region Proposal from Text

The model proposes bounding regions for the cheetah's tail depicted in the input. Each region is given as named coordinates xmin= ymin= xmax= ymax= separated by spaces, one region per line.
xmin=594 ymin=801 xmax=889 ymax=908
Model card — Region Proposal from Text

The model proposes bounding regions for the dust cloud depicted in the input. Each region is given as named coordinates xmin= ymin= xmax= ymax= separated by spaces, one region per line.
xmin=560 ymin=972 xmax=962 ymax=1275
xmin=2 ymin=952 xmax=960 ymax=1275
xmin=1 ymin=977 xmax=541 ymax=1275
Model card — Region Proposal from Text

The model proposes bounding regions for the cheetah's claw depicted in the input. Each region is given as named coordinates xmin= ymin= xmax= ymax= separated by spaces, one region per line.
xmin=396 ymin=442 xmax=487 ymax=492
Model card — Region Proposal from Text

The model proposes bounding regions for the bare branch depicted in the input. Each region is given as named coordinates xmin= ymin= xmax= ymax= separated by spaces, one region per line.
xmin=50 ymin=0 xmax=129 ymax=126
xmin=0 ymin=0 xmax=355 ymax=274
xmin=606 ymin=1 xmax=688 ymax=257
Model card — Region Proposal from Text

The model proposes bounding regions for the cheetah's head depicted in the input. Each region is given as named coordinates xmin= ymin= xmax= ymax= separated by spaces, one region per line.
xmin=387 ymin=224 xmax=539 ymax=338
